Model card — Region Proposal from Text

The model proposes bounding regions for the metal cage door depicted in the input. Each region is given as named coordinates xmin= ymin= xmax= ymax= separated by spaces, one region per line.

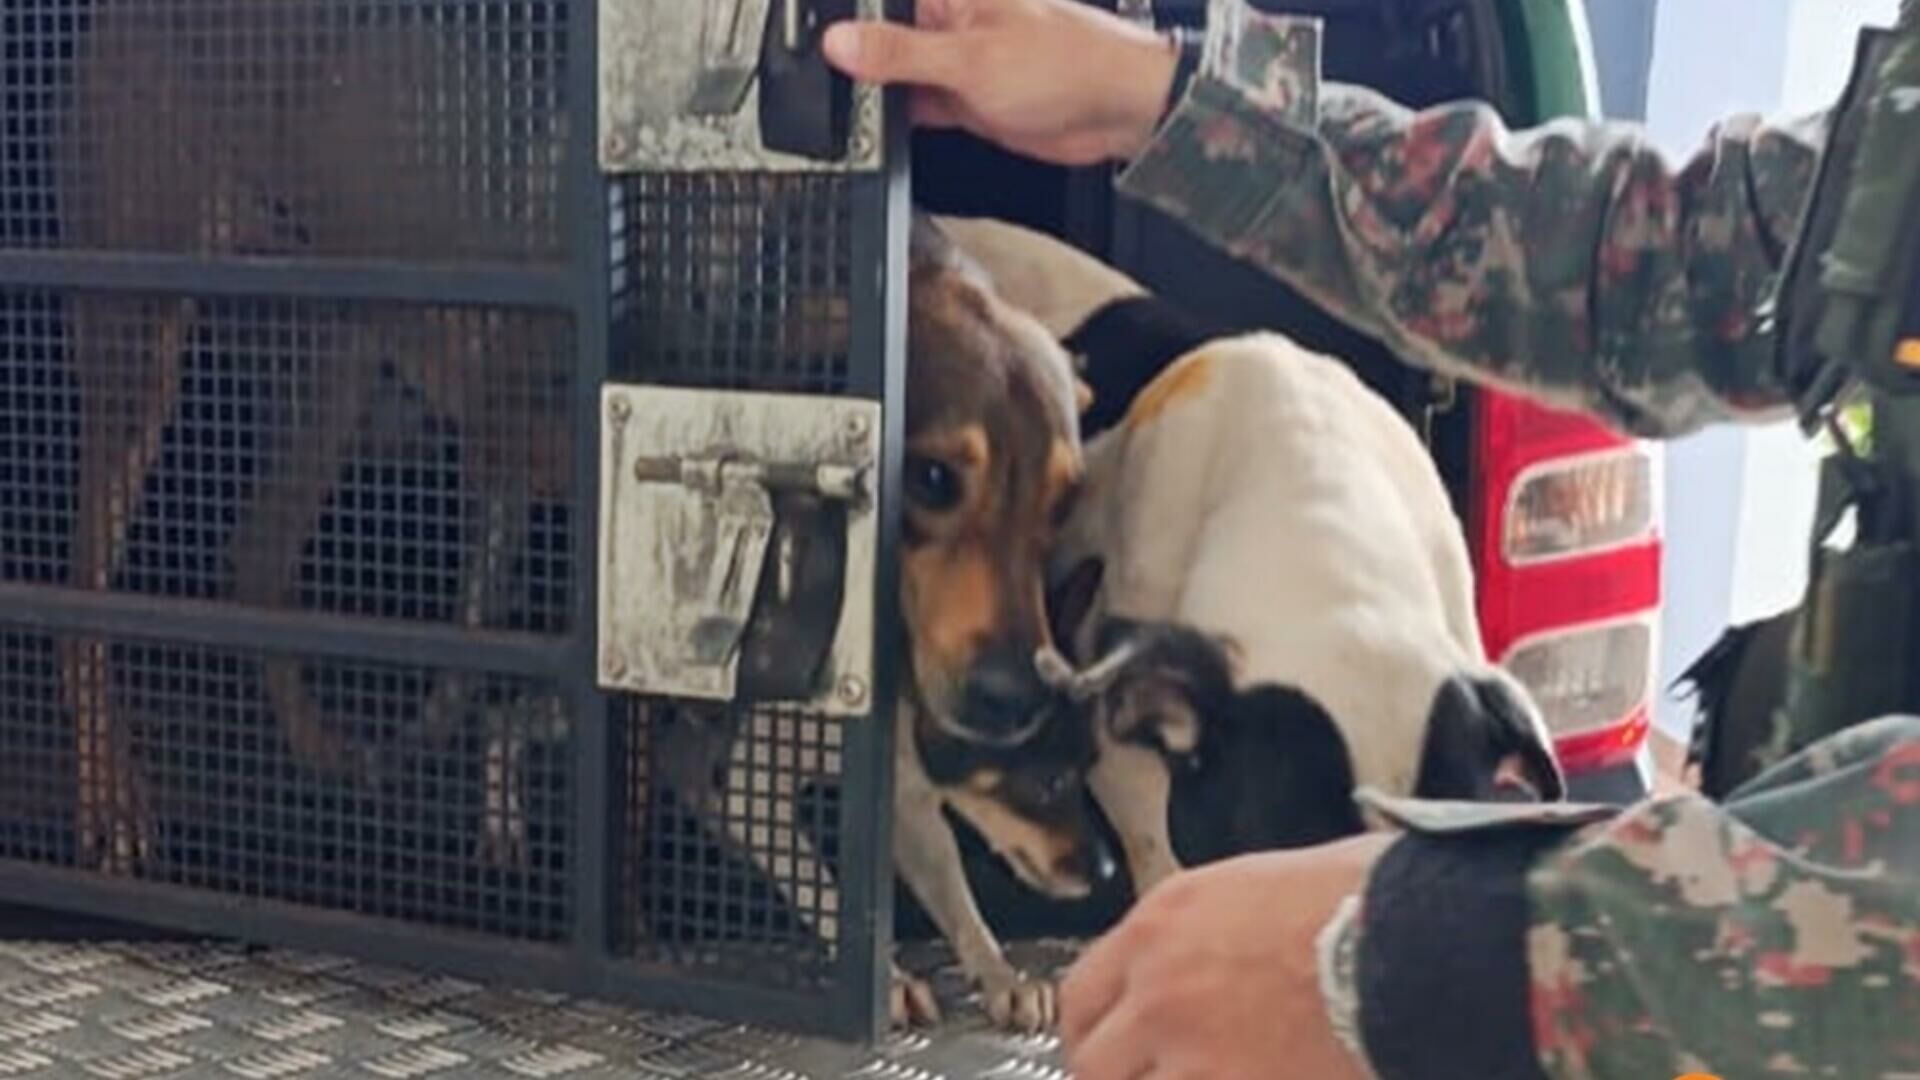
xmin=595 ymin=0 xmax=912 ymax=1040
xmin=0 ymin=0 xmax=911 ymax=1044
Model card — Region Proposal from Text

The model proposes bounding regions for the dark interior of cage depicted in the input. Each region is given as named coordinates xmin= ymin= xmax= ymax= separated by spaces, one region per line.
xmin=0 ymin=0 xmax=841 ymax=977
xmin=0 ymin=0 xmax=548 ymax=911
xmin=0 ymin=2 xmax=899 ymax=993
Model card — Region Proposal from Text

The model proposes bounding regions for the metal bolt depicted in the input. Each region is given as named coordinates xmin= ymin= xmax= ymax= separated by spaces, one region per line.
xmin=609 ymin=395 xmax=632 ymax=423
xmin=842 ymin=413 xmax=869 ymax=448
xmin=603 ymin=131 xmax=630 ymax=162
xmin=837 ymin=675 xmax=867 ymax=706
xmin=603 ymin=649 xmax=628 ymax=680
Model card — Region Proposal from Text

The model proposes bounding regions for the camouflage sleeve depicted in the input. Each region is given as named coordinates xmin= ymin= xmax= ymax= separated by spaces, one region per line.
xmin=1333 ymin=716 xmax=1920 ymax=1079
xmin=1116 ymin=0 xmax=1829 ymax=438
xmin=1524 ymin=715 xmax=1920 ymax=1078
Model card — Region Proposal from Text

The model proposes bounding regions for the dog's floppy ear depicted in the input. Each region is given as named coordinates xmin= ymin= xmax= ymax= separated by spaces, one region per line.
xmin=1103 ymin=674 xmax=1201 ymax=757
xmin=1096 ymin=620 xmax=1240 ymax=758
xmin=1476 ymin=675 xmax=1567 ymax=802
xmin=1491 ymin=716 xmax=1567 ymax=803
xmin=1048 ymin=556 xmax=1105 ymax=660
xmin=1493 ymin=746 xmax=1564 ymax=803
xmin=911 ymin=210 xmax=995 ymax=289
xmin=1131 ymin=694 xmax=1202 ymax=757
xmin=1415 ymin=674 xmax=1568 ymax=803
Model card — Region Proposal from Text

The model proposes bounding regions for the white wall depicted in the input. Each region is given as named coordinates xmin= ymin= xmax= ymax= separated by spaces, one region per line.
xmin=1726 ymin=0 xmax=1898 ymax=625
xmin=1647 ymin=0 xmax=1900 ymax=737
xmin=1642 ymin=0 xmax=1792 ymax=741
xmin=1783 ymin=0 xmax=1901 ymax=109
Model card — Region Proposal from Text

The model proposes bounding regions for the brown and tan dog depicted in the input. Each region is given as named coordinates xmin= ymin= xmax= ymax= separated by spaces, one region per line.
xmin=630 ymin=216 xmax=1115 ymax=1032
xmin=641 ymin=214 xmax=1114 ymax=1033
xmin=58 ymin=1 xmax=572 ymax=871
xmin=880 ymin=215 xmax=1115 ymax=1030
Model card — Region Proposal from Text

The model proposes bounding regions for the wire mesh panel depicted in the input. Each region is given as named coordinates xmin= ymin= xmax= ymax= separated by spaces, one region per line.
xmin=619 ymin=702 xmax=845 ymax=986
xmin=7 ymin=0 xmax=570 ymax=262
xmin=0 ymin=0 xmax=604 ymax=1010
xmin=0 ymin=289 xmax=577 ymax=616
xmin=0 ymin=0 xmax=906 ymax=1044
xmin=612 ymin=175 xmax=855 ymax=395
xmin=607 ymin=164 xmax=903 ymax=1032
xmin=0 ymin=628 xmax=574 ymax=940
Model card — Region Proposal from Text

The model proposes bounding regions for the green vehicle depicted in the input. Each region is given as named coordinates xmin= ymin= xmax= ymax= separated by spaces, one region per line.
xmin=910 ymin=0 xmax=1666 ymax=937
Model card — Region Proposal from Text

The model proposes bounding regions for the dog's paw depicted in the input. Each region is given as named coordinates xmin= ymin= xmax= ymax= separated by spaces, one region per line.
xmin=981 ymin=972 xmax=1057 ymax=1034
xmin=889 ymin=962 xmax=941 ymax=1030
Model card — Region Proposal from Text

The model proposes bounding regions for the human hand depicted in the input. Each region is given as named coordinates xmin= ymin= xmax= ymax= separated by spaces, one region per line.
xmin=821 ymin=0 xmax=1179 ymax=165
xmin=1059 ymin=833 xmax=1395 ymax=1079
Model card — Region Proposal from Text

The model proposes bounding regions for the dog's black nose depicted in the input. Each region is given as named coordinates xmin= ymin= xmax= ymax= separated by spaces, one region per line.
xmin=962 ymin=649 xmax=1057 ymax=739
xmin=1054 ymin=838 xmax=1118 ymax=893
xmin=1088 ymin=844 xmax=1118 ymax=885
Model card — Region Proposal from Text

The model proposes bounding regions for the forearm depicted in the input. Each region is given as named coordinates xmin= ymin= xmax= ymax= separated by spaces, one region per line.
xmin=1121 ymin=0 xmax=1828 ymax=438
xmin=1328 ymin=717 xmax=1920 ymax=1079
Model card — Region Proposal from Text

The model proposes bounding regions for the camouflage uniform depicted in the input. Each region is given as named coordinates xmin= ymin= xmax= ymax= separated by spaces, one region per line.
xmin=1124 ymin=0 xmax=1826 ymax=440
xmin=1118 ymin=1 xmax=1920 ymax=1076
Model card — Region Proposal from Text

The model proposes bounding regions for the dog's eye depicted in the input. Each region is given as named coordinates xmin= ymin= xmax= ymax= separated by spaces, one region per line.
xmin=904 ymin=454 xmax=962 ymax=513
xmin=1040 ymin=773 xmax=1077 ymax=804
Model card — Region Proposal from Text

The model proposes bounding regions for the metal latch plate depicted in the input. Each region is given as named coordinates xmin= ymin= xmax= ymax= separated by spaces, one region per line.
xmin=598 ymin=384 xmax=882 ymax=715
xmin=599 ymin=0 xmax=886 ymax=174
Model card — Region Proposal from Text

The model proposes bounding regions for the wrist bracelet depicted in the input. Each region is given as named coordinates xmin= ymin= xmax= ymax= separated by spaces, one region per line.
xmin=1160 ymin=25 xmax=1204 ymax=127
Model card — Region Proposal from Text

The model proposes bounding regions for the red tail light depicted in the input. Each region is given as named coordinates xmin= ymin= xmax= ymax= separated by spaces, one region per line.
xmin=1472 ymin=390 xmax=1663 ymax=775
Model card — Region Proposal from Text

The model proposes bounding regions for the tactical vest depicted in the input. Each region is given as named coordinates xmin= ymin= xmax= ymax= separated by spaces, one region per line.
xmin=1692 ymin=0 xmax=1920 ymax=796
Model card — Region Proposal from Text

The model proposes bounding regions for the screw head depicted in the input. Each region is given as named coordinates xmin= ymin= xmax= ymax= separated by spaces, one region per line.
xmin=602 ymin=649 xmax=628 ymax=680
xmin=837 ymin=675 xmax=867 ymax=706
xmin=609 ymin=395 xmax=632 ymax=422
xmin=603 ymin=131 xmax=630 ymax=161
xmin=842 ymin=413 xmax=870 ymax=448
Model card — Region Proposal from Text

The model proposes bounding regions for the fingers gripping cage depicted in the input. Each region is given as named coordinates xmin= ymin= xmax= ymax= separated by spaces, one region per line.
xmin=0 ymin=0 xmax=911 ymax=1042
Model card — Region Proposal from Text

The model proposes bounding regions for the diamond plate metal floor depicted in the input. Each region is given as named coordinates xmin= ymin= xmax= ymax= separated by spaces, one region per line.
xmin=0 ymin=934 xmax=1081 ymax=1079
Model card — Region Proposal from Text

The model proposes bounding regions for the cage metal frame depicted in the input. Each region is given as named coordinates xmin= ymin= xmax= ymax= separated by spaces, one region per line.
xmin=0 ymin=0 xmax=910 ymax=1042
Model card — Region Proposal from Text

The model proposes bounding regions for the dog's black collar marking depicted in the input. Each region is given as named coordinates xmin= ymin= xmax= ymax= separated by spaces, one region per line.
xmin=1086 ymin=619 xmax=1369 ymax=863
xmin=1167 ymin=682 xmax=1367 ymax=864
xmin=1063 ymin=296 xmax=1234 ymax=438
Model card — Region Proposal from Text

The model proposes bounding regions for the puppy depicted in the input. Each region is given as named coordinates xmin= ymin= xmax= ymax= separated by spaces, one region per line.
xmin=881 ymin=214 xmax=1116 ymax=1030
